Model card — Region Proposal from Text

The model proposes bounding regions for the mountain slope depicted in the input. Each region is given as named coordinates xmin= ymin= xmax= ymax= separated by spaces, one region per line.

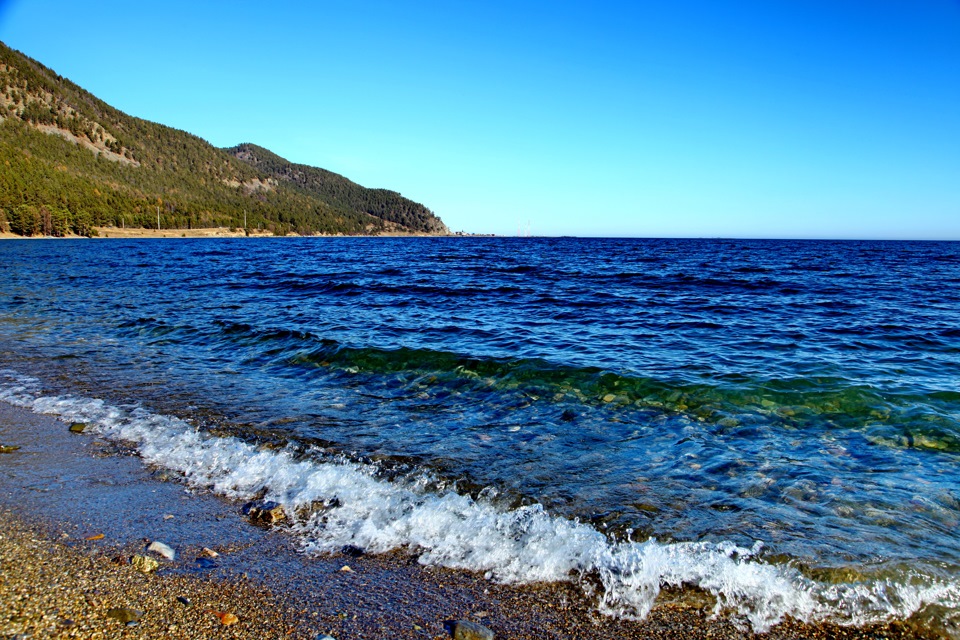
xmin=0 ymin=41 xmax=448 ymax=236
xmin=227 ymin=143 xmax=448 ymax=235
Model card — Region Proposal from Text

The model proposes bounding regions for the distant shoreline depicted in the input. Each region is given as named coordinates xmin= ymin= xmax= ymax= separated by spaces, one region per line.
xmin=0 ymin=227 xmax=481 ymax=240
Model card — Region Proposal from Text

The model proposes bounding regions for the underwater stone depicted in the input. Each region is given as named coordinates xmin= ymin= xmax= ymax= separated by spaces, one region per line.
xmin=452 ymin=619 xmax=495 ymax=640
xmin=106 ymin=607 xmax=143 ymax=624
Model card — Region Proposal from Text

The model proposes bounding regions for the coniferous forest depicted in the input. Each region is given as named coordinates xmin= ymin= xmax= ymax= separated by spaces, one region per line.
xmin=0 ymin=41 xmax=449 ymax=237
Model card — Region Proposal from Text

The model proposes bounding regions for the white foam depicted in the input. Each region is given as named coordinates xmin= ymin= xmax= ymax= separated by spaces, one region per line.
xmin=2 ymin=369 xmax=958 ymax=633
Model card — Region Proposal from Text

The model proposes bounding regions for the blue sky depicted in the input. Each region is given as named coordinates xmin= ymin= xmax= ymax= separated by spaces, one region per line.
xmin=1 ymin=0 xmax=958 ymax=238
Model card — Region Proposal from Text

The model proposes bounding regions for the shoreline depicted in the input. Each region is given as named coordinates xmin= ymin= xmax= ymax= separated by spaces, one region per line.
xmin=0 ymin=227 xmax=487 ymax=240
xmin=0 ymin=401 xmax=937 ymax=639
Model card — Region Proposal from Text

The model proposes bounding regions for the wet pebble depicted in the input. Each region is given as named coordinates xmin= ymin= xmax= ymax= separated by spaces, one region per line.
xmin=68 ymin=422 xmax=87 ymax=433
xmin=131 ymin=554 xmax=159 ymax=573
xmin=243 ymin=500 xmax=287 ymax=525
xmin=210 ymin=610 xmax=239 ymax=625
xmin=147 ymin=540 xmax=175 ymax=560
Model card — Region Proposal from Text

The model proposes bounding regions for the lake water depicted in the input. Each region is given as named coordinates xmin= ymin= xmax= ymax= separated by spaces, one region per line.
xmin=1 ymin=237 xmax=958 ymax=633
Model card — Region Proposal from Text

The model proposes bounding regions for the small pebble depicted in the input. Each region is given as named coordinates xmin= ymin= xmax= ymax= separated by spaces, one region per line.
xmin=200 ymin=547 xmax=220 ymax=558
xmin=176 ymin=596 xmax=191 ymax=606
xmin=68 ymin=423 xmax=87 ymax=433
xmin=339 ymin=565 xmax=355 ymax=573
xmin=210 ymin=610 xmax=239 ymax=625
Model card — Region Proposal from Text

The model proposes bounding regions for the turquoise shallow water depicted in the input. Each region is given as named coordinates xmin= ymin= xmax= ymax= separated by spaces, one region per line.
xmin=1 ymin=237 xmax=959 ymax=628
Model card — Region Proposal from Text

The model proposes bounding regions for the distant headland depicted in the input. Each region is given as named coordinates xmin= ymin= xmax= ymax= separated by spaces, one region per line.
xmin=0 ymin=41 xmax=450 ymax=238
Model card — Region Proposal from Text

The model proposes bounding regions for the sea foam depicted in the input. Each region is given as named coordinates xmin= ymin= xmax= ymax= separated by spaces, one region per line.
xmin=1 ymin=370 xmax=957 ymax=633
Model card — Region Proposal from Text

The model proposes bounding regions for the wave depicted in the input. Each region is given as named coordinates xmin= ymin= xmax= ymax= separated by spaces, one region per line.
xmin=111 ymin=317 xmax=960 ymax=455
xmin=1 ymin=369 xmax=958 ymax=634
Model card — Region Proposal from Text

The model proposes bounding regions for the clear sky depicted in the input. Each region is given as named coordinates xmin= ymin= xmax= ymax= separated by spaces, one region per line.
xmin=1 ymin=0 xmax=958 ymax=238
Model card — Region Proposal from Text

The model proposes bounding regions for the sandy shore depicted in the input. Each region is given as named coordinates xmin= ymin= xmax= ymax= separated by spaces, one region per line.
xmin=0 ymin=402 xmax=936 ymax=639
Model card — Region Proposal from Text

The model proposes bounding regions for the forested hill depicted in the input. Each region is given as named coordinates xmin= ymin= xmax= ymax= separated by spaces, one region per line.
xmin=0 ymin=41 xmax=449 ymax=236
xmin=226 ymin=144 xmax=448 ymax=235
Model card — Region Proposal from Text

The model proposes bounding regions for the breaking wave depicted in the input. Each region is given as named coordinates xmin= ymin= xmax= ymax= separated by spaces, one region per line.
xmin=2 ymin=370 xmax=957 ymax=634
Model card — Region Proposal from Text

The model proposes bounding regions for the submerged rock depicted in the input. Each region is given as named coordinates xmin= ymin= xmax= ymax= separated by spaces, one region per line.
xmin=242 ymin=500 xmax=287 ymax=525
xmin=0 ymin=444 xmax=21 ymax=453
xmin=451 ymin=619 xmax=495 ymax=640
xmin=147 ymin=540 xmax=175 ymax=560
xmin=131 ymin=554 xmax=159 ymax=573
xmin=105 ymin=607 xmax=143 ymax=624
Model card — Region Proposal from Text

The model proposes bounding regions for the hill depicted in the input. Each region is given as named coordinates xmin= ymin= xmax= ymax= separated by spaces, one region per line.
xmin=226 ymin=143 xmax=448 ymax=235
xmin=0 ymin=41 xmax=448 ymax=237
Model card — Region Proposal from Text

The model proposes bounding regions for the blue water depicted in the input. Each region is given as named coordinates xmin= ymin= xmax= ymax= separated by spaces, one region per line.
xmin=2 ymin=237 xmax=959 ymax=630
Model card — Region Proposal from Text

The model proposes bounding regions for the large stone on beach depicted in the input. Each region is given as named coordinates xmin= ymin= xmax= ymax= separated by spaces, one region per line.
xmin=452 ymin=619 xmax=494 ymax=640
xmin=243 ymin=500 xmax=287 ymax=526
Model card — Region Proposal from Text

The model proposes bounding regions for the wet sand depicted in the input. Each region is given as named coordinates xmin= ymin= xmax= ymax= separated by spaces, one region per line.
xmin=0 ymin=402 xmax=936 ymax=639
